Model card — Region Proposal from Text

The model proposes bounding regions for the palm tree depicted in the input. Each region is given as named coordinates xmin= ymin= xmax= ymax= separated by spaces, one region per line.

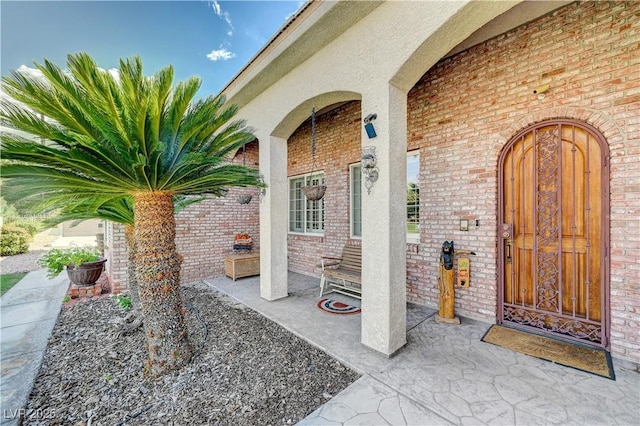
xmin=1 ymin=53 xmax=263 ymax=375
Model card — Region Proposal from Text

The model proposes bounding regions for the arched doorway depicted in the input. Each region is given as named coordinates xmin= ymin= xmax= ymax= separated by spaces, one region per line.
xmin=498 ymin=120 xmax=610 ymax=349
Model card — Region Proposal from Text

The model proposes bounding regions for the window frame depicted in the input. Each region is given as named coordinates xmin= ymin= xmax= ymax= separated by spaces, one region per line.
xmin=349 ymin=152 xmax=420 ymax=242
xmin=350 ymin=163 xmax=362 ymax=239
xmin=406 ymin=150 xmax=420 ymax=243
xmin=288 ymin=172 xmax=325 ymax=236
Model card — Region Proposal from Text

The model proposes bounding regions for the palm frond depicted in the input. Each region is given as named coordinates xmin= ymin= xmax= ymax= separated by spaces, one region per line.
xmin=1 ymin=52 xmax=265 ymax=202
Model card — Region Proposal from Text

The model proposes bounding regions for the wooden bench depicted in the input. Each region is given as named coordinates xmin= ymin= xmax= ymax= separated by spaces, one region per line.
xmin=319 ymin=245 xmax=362 ymax=299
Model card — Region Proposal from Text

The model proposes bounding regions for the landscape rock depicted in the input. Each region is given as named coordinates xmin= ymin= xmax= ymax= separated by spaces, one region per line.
xmin=21 ymin=281 xmax=360 ymax=425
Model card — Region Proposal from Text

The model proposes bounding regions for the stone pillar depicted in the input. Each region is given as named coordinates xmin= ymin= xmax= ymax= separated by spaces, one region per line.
xmin=360 ymin=84 xmax=407 ymax=355
xmin=259 ymin=134 xmax=289 ymax=301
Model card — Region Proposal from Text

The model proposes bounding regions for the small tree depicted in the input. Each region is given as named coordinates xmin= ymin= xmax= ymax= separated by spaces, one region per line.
xmin=1 ymin=53 xmax=263 ymax=375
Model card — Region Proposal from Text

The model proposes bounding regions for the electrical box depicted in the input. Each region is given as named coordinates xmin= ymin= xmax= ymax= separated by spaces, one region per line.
xmin=457 ymin=257 xmax=470 ymax=288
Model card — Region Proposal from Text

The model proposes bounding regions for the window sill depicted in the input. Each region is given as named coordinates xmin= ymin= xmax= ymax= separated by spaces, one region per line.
xmin=288 ymin=232 xmax=325 ymax=238
xmin=406 ymin=236 xmax=420 ymax=245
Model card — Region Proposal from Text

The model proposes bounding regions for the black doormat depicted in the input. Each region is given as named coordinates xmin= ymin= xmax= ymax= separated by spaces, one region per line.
xmin=482 ymin=325 xmax=615 ymax=380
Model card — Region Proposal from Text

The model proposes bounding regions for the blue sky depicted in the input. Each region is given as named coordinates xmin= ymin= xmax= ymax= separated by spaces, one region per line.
xmin=1 ymin=0 xmax=303 ymax=95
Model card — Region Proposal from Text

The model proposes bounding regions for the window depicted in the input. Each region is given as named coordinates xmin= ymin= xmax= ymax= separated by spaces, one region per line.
xmin=350 ymin=152 xmax=420 ymax=241
xmin=289 ymin=173 xmax=325 ymax=234
xmin=406 ymin=152 xmax=420 ymax=240
xmin=350 ymin=164 xmax=362 ymax=237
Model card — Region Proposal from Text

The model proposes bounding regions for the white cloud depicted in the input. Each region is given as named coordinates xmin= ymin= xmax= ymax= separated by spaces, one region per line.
xmin=14 ymin=64 xmax=119 ymax=82
xmin=209 ymin=0 xmax=234 ymax=36
xmin=210 ymin=0 xmax=221 ymax=15
xmin=206 ymin=48 xmax=236 ymax=62
xmin=107 ymin=68 xmax=120 ymax=82
xmin=16 ymin=65 xmax=46 ymax=80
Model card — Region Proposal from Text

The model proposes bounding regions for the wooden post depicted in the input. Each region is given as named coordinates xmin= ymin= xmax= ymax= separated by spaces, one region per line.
xmin=436 ymin=241 xmax=460 ymax=324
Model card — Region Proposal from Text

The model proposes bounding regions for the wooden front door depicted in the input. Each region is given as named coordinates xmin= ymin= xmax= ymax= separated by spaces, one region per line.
xmin=498 ymin=120 xmax=610 ymax=348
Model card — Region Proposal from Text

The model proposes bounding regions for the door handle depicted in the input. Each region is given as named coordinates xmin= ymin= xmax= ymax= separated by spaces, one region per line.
xmin=506 ymin=240 xmax=512 ymax=264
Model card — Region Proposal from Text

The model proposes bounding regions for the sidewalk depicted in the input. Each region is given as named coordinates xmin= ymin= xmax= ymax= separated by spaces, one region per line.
xmin=0 ymin=270 xmax=69 ymax=425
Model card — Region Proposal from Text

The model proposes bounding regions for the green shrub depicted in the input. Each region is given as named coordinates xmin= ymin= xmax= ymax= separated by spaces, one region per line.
xmin=112 ymin=294 xmax=132 ymax=309
xmin=4 ymin=218 xmax=41 ymax=236
xmin=0 ymin=225 xmax=31 ymax=256
xmin=0 ymin=198 xmax=18 ymax=221
xmin=18 ymin=220 xmax=41 ymax=236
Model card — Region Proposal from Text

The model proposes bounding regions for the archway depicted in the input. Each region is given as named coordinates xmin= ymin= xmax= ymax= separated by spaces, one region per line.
xmin=498 ymin=119 xmax=610 ymax=348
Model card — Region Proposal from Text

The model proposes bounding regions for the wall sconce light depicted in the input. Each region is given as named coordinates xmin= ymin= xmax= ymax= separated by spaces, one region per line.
xmin=363 ymin=113 xmax=377 ymax=139
xmin=533 ymin=84 xmax=550 ymax=100
xmin=361 ymin=146 xmax=378 ymax=194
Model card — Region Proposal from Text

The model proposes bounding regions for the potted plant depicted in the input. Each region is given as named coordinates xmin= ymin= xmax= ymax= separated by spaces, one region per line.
xmin=38 ymin=246 xmax=106 ymax=286
xmin=233 ymin=232 xmax=253 ymax=251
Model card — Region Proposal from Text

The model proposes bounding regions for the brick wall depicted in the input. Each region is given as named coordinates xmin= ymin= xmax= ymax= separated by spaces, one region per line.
xmin=285 ymin=1 xmax=639 ymax=362
xmin=104 ymin=220 xmax=128 ymax=293
xmin=104 ymin=1 xmax=638 ymax=363
xmin=105 ymin=141 xmax=261 ymax=287
xmin=287 ymin=102 xmax=363 ymax=275
xmin=404 ymin=1 xmax=639 ymax=362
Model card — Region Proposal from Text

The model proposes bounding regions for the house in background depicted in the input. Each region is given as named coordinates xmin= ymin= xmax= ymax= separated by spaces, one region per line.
xmin=105 ymin=0 xmax=639 ymax=366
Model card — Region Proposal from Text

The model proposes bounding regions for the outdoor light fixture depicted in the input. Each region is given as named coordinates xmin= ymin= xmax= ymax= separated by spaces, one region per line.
xmin=361 ymin=146 xmax=378 ymax=194
xmin=363 ymin=113 xmax=377 ymax=139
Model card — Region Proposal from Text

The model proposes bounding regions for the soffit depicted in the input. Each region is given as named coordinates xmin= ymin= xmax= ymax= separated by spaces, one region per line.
xmin=223 ymin=0 xmax=573 ymax=113
xmin=221 ymin=0 xmax=383 ymax=108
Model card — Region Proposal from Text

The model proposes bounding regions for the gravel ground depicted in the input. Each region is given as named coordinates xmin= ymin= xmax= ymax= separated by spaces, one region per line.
xmin=0 ymin=231 xmax=58 ymax=274
xmin=22 ymin=281 xmax=360 ymax=425
xmin=0 ymin=250 xmax=47 ymax=274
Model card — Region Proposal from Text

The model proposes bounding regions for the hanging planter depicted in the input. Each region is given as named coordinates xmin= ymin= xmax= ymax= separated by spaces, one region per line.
xmin=236 ymin=194 xmax=253 ymax=204
xmin=302 ymin=184 xmax=326 ymax=201
xmin=302 ymin=106 xmax=326 ymax=201
xmin=236 ymin=144 xmax=253 ymax=204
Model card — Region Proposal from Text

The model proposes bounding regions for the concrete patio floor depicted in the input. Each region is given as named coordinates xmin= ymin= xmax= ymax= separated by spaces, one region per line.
xmin=204 ymin=272 xmax=640 ymax=426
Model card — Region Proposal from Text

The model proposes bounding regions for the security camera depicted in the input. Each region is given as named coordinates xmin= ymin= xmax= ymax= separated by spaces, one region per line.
xmin=533 ymin=84 xmax=550 ymax=95
xmin=363 ymin=113 xmax=377 ymax=124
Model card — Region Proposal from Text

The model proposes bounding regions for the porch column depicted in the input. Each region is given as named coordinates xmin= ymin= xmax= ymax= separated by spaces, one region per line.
xmin=259 ymin=134 xmax=289 ymax=301
xmin=360 ymin=84 xmax=407 ymax=355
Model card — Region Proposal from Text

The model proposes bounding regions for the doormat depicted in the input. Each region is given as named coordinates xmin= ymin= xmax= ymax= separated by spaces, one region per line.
xmin=482 ymin=325 xmax=615 ymax=380
xmin=317 ymin=298 xmax=361 ymax=315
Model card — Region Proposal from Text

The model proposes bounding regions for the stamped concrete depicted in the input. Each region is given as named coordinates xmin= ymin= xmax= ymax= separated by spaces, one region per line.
xmin=205 ymin=272 xmax=640 ymax=426
xmin=1 ymin=269 xmax=637 ymax=425
xmin=0 ymin=270 xmax=69 ymax=426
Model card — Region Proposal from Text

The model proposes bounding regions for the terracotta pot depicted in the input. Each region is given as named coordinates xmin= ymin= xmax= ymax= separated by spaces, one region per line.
xmin=66 ymin=258 xmax=107 ymax=287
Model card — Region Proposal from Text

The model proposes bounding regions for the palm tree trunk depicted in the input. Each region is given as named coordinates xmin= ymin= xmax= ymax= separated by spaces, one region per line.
xmin=133 ymin=191 xmax=192 ymax=375
xmin=117 ymin=224 xmax=144 ymax=336
xmin=124 ymin=224 xmax=141 ymax=310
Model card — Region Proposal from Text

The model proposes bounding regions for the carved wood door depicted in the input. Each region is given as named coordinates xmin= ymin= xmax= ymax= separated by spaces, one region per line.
xmin=498 ymin=120 xmax=610 ymax=348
